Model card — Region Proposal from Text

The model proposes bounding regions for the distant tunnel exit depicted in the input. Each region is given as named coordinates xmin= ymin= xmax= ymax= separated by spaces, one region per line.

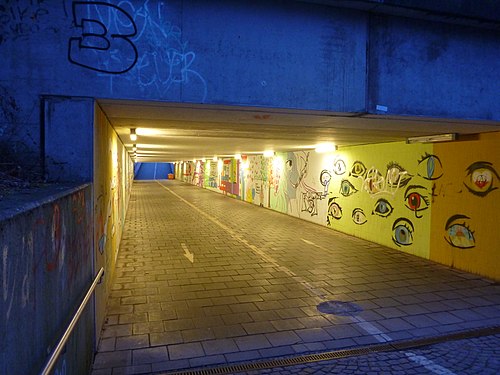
xmin=134 ymin=162 xmax=175 ymax=180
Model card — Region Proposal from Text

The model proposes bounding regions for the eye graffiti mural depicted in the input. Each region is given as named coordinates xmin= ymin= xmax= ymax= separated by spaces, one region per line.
xmin=352 ymin=208 xmax=367 ymax=225
xmin=332 ymin=158 xmax=347 ymax=175
xmin=418 ymin=153 xmax=444 ymax=180
xmin=340 ymin=179 xmax=358 ymax=197
xmin=349 ymin=161 xmax=367 ymax=178
xmin=463 ymin=161 xmax=499 ymax=197
xmin=392 ymin=218 xmax=414 ymax=247
xmin=444 ymin=214 xmax=475 ymax=249
xmin=404 ymin=185 xmax=430 ymax=218
xmin=179 ymin=135 xmax=500 ymax=280
xmin=327 ymin=197 xmax=342 ymax=225
xmin=372 ymin=198 xmax=393 ymax=218
xmin=325 ymin=143 xmax=433 ymax=258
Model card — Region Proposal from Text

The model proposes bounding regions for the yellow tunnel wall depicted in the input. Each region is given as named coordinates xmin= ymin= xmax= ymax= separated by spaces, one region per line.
xmin=93 ymin=103 xmax=134 ymax=336
xmin=429 ymin=132 xmax=500 ymax=280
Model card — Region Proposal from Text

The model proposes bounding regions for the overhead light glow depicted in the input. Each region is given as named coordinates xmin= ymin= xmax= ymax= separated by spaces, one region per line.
xmin=130 ymin=128 xmax=137 ymax=141
xmin=315 ymin=143 xmax=336 ymax=153
xmin=201 ymin=158 xmax=206 ymax=162
xmin=132 ymin=144 xmax=137 ymax=152
xmin=135 ymin=128 xmax=164 ymax=136
xmin=263 ymin=150 xmax=274 ymax=157
xmin=234 ymin=153 xmax=242 ymax=160
xmin=213 ymin=156 xmax=218 ymax=161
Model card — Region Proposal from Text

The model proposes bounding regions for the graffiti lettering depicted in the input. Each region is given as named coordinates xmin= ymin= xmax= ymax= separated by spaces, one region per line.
xmin=360 ymin=166 xmax=411 ymax=197
xmin=0 ymin=0 xmax=50 ymax=45
xmin=68 ymin=1 xmax=138 ymax=74
xmin=67 ymin=0 xmax=207 ymax=100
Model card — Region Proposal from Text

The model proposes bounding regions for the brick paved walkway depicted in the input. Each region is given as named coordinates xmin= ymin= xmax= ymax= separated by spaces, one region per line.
xmin=91 ymin=180 xmax=500 ymax=374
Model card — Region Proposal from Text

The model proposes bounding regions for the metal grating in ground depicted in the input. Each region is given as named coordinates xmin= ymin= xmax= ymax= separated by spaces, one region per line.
xmin=161 ymin=325 xmax=500 ymax=375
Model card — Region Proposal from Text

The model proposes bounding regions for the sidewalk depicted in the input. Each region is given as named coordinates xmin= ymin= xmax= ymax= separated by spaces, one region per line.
xmin=91 ymin=180 xmax=500 ymax=374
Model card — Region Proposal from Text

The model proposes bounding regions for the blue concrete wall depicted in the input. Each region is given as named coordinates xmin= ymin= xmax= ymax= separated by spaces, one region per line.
xmin=134 ymin=162 xmax=174 ymax=180
xmin=2 ymin=0 xmax=498 ymax=171
xmin=368 ymin=15 xmax=500 ymax=119
xmin=0 ymin=184 xmax=94 ymax=375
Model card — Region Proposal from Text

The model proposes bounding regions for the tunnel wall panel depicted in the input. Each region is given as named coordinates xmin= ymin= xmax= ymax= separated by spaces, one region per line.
xmin=93 ymin=103 xmax=134 ymax=341
xmin=0 ymin=184 xmax=93 ymax=375
xmin=178 ymin=133 xmax=500 ymax=280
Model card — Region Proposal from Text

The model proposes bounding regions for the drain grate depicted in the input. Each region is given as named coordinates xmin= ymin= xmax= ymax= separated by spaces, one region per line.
xmin=161 ymin=325 xmax=500 ymax=375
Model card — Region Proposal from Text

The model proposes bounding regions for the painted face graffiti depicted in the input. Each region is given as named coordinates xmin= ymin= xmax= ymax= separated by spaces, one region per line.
xmin=392 ymin=218 xmax=414 ymax=246
xmin=444 ymin=214 xmax=475 ymax=249
xmin=463 ymin=161 xmax=499 ymax=197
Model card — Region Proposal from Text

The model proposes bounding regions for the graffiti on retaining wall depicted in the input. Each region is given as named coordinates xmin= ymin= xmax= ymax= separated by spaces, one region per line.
xmin=2 ymin=188 xmax=91 ymax=324
xmin=67 ymin=0 xmax=207 ymax=100
xmin=2 ymin=234 xmax=33 ymax=322
xmin=0 ymin=0 xmax=51 ymax=45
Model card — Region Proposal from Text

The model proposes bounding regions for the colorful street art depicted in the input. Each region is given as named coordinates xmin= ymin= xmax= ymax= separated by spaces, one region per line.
xmin=179 ymin=133 xmax=499 ymax=280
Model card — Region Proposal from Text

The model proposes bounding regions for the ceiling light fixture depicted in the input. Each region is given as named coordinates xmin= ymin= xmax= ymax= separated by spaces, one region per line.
xmin=213 ymin=156 xmax=218 ymax=161
xmin=407 ymin=133 xmax=457 ymax=144
xmin=234 ymin=154 xmax=242 ymax=160
xmin=315 ymin=143 xmax=336 ymax=153
xmin=130 ymin=128 xmax=137 ymax=141
xmin=132 ymin=144 xmax=137 ymax=152
xmin=263 ymin=150 xmax=274 ymax=157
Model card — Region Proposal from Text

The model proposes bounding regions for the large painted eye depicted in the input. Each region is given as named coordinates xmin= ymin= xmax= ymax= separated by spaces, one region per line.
xmin=340 ymin=180 xmax=358 ymax=197
xmin=463 ymin=161 xmax=499 ymax=197
xmin=350 ymin=161 xmax=367 ymax=178
xmin=332 ymin=158 xmax=347 ymax=175
xmin=444 ymin=214 xmax=475 ymax=249
xmin=386 ymin=162 xmax=412 ymax=188
xmin=327 ymin=197 xmax=342 ymax=225
xmin=352 ymin=208 xmax=367 ymax=225
xmin=373 ymin=198 xmax=393 ymax=217
xmin=404 ymin=185 xmax=430 ymax=218
xmin=417 ymin=153 xmax=443 ymax=180
xmin=392 ymin=218 xmax=414 ymax=246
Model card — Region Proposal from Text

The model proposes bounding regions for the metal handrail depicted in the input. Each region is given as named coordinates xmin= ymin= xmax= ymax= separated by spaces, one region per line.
xmin=40 ymin=267 xmax=105 ymax=375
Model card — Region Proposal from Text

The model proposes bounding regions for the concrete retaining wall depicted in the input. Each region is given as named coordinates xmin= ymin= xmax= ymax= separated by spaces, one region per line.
xmin=0 ymin=184 xmax=94 ymax=375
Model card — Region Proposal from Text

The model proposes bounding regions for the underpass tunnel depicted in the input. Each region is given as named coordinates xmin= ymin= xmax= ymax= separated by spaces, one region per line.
xmin=89 ymin=98 xmax=500 ymax=373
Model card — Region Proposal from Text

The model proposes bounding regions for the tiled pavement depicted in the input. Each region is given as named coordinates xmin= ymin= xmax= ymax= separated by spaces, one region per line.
xmin=91 ymin=180 xmax=500 ymax=374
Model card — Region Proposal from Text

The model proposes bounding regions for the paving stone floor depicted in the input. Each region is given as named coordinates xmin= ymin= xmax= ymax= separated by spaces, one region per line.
xmin=91 ymin=180 xmax=500 ymax=374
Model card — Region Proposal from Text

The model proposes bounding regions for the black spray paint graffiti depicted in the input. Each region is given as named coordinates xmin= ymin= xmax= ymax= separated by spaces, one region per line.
xmin=0 ymin=0 xmax=50 ymax=45
xmin=67 ymin=0 xmax=207 ymax=100
xmin=68 ymin=1 xmax=138 ymax=74
xmin=300 ymin=169 xmax=331 ymax=216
